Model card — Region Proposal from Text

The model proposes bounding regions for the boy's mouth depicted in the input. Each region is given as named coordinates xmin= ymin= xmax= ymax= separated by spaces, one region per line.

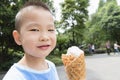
xmin=37 ymin=45 xmax=50 ymax=50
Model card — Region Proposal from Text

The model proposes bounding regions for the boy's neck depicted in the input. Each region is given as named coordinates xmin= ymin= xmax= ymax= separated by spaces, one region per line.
xmin=18 ymin=54 xmax=49 ymax=71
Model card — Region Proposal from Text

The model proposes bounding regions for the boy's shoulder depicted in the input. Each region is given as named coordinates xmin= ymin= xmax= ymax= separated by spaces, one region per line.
xmin=3 ymin=61 xmax=58 ymax=80
xmin=46 ymin=59 xmax=56 ymax=67
xmin=2 ymin=63 xmax=24 ymax=80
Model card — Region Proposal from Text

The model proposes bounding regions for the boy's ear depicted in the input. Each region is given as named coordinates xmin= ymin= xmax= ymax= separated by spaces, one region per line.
xmin=12 ymin=30 xmax=21 ymax=45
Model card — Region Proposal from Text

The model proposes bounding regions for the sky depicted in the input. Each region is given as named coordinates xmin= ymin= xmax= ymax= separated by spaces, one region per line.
xmin=87 ymin=0 xmax=120 ymax=15
xmin=54 ymin=0 xmax=120 ymax=21
xmin=53 ymin=0 xmax=64 ymax=21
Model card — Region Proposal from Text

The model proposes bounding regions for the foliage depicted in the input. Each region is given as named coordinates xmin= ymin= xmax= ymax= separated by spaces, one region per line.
xmin=100 ymin=0 xmax=120 ymax=42
xmin=98 ymin=0 xmax=105 ymax=9
xmin=84 ymin=0 xmax=120 ymax=47
xmin=60 ymin=0 xmax=89 ymax=45
xmin=101 ymin=7 xmax=120 ymax=43
xmin=0 ymin=49 xmax=22 ymax=71
xmin=47 ymin=55 xmax=63 ymax=66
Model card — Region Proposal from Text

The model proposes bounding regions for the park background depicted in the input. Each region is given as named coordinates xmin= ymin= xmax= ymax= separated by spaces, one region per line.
xmin=0 ymin=0 xmax=120 ymax=71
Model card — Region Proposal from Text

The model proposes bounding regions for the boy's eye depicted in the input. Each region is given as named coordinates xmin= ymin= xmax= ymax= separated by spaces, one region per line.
xmin=48 ymin=29 xmax=55 ymax=32
xmin=29 ymin=29 xmax=39 ymax=31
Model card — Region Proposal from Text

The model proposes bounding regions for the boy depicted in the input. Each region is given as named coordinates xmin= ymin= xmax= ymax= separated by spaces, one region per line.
xmin=3 ymin=1 xmax=59 ymax=80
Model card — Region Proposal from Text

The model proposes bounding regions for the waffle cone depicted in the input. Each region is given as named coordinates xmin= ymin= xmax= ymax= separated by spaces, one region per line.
xmin=62 ymin=53 xmax=86 ymax=80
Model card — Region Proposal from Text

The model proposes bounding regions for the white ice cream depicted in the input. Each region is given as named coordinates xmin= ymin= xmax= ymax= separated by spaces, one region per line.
xmin=67 ymin=46 xmax=84 ymax=56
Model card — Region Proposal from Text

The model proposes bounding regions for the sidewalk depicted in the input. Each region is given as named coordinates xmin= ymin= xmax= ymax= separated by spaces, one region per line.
xmin=57 ymin=53 xmax=120 ymax=80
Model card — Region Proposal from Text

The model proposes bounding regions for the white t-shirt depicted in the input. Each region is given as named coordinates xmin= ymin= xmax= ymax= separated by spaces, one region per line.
xmin=114 ymin=43 xmax=118 ymax=49
xmin=91 ymin=45 xmax=95 ymax=50
xmin=3 ymin=60 xmax=59 ymax=80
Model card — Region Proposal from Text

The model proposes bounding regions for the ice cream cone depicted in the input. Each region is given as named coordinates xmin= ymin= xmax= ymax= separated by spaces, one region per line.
xmin=62 ymin=53 xmax=86 ymax=80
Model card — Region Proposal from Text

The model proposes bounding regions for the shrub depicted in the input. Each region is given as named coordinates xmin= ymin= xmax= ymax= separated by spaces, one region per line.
xmin=47 ymin=55 xmax=63 ymax=66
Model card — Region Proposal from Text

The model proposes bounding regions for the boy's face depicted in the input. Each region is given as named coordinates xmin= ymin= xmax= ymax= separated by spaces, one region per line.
xmin=13 ymin=7 xmax=56 ymax=58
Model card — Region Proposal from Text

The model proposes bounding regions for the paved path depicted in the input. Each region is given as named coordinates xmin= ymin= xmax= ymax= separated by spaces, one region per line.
xmin=1 ymin=53 xmax=120 ymax=80
xmin=57 ymin=53 xmax=120 ymax=80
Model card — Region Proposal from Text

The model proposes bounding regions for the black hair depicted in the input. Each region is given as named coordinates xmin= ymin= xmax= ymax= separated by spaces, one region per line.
xmin=22 ymin=0 xmax=50 ymax=11
xmin=15 ymin=0 xmax=50 ymax=31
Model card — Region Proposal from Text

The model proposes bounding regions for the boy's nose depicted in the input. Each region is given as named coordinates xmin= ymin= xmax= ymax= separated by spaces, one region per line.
xmin=39 ymin=33 xmax=49 ymax=41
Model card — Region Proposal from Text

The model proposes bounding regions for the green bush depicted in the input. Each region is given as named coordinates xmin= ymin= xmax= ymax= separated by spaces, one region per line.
xmin=0 ymin=49 xmax=23 ymax=71
xmin=47 ymin=55 xmax=63 ymax=66
xmin=0 ymin=48 xmax=64 ymax=71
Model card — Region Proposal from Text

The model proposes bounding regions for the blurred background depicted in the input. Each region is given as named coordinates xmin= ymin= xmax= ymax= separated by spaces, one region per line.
xmin=0 ymin=0 xmax=120 ymax=71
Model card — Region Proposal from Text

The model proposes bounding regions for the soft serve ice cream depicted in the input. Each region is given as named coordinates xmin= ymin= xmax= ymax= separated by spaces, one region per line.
xmin=62 ymin=46 xmax=86 ymax=80
xmin=66 ymin=46 xmax=84 ymax=57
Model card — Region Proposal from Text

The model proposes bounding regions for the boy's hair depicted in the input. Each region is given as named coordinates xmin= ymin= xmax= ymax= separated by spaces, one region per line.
xmin=15 ymin=0 xmax=50 ymax=32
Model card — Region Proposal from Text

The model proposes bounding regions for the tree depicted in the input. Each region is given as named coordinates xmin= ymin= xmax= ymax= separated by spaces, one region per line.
xmin=100 ymin=0 xmax=119 ymax=42
xmin=98 ymin=0 xmax=105 ymax=9
xmin=84 ymin=0 xmax=120 ymax=47
xmin=60 ymin=0 xmax=89 ymax=45
xmin=102 ymin=7 xmax=120 ymax=43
